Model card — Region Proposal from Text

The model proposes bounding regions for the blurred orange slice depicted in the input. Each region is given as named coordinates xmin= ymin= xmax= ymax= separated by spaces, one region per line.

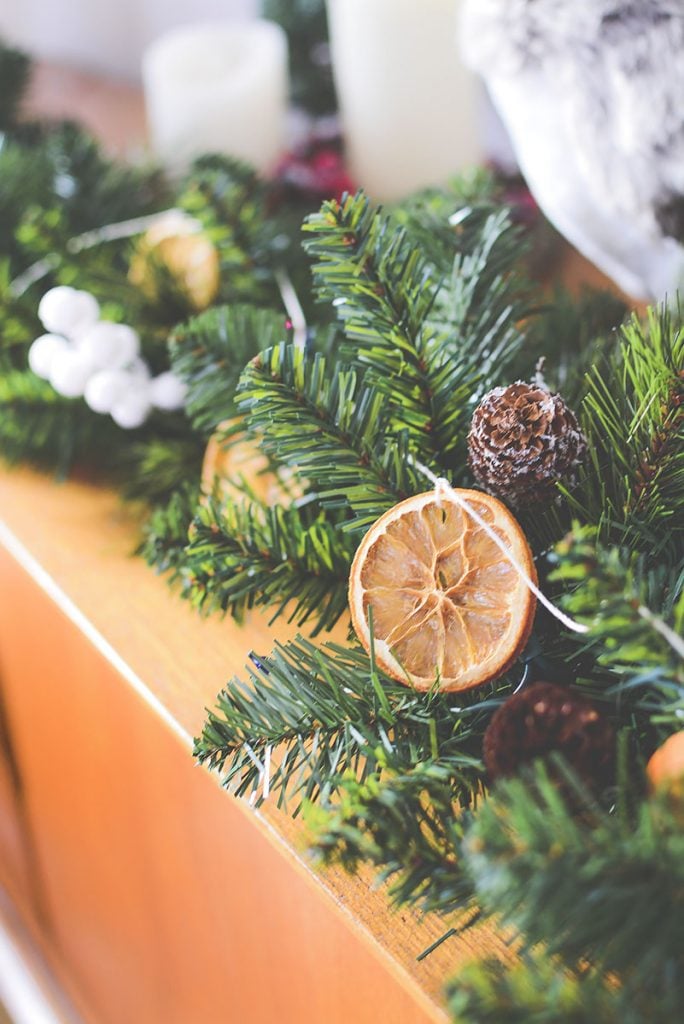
xmin=349 ymin=490 xmax=537 ymax=692
xmin=202 ymin=422 xmax=299 ymax=508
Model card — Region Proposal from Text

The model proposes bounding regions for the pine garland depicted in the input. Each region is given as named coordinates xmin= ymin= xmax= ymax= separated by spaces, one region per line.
xmin=302 ymin=194 xmax=529 ymax=470
xmin=2 ymin=37 xmax=684 ymax=1024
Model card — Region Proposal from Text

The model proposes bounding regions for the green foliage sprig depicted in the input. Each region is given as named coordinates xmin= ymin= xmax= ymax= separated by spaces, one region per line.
xmin=170 ymin=303 xmax=289 ymax=435
xmin=571 ymin=308 xmax=684 ymax=553
xmin=550 ymin=525 xmax=684 ymax=728
xmin=302 ymin=193 xmax=529 ymax=471
xmin=238 ymin=341 xmax=423 ymax=530
xmin=195 ymin=634 xmax=511 ymax=819
xmin=182 ymin=497 xmax=355 ymax=632
xmin=462 ymin=762 xmax=684 ymax=1014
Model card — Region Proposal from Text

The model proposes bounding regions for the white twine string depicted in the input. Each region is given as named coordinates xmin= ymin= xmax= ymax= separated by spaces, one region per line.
xmin=263 ymin=743 xmax=272 ymax=800
xmin=9 ymin=208 xmax=189 ymax=298
xmin=410 ymin=458 xmax=589 ymax=635
xmin=240 ymin=740 xmax=273 ymax=804
xmin=275 ymin=267 xmax=308 ymax=349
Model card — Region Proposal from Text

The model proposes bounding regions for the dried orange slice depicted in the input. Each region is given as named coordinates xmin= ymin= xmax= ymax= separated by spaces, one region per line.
xmin=349 ymin=490 xmax=537 ymax=692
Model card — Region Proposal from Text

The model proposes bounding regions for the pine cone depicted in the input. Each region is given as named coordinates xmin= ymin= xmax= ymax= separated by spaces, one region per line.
xmin=483 ymin=682 xmax=615 ymax=791
xmin=468 ymin=382 xmax=586 ymax=507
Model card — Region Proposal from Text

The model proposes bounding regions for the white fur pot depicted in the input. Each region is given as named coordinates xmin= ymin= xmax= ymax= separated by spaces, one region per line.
xmin=461 ymin=0 xmax=684 ymax=300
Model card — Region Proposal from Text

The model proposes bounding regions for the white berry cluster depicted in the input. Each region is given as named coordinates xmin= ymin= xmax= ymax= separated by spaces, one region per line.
xmin=28 ymin=286 xmax=187 ymax=430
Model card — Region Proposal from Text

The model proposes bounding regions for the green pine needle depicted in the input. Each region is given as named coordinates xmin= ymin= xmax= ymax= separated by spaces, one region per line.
xmin=303 ymin=192 xmax=530 ymax=470
xmin=238 ymin=341 xmax=424 ymax=531
xmin=463 ymin=762 xmax=684 ymax=1009
xmin=195 ymin=635 xmax=509 ymax=817
xmin=182 ymin=495 xmax=355 ymax=633
xmin=170 ymin=303 xmax=289 ymax=434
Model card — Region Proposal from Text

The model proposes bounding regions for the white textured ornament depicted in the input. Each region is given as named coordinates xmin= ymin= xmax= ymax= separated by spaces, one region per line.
xmin=28 ymin=333 xmax=71 ymax=380
xmin=38 ymin=287 xmax=100 ymax=338
xmin=110 ymin=391 xmax=152 ymax=430
xmin=48 ymin=348 xmax=95 ymax=399
xmin=84 ymin=370 xmax=131 ymax=414
xmin=150 ymin=371 xmax=187 ymax=411
xmin=126 ymin=357 xmax=152 ymax=380
xmin=77 ymin=322 xmax=140 ymax=371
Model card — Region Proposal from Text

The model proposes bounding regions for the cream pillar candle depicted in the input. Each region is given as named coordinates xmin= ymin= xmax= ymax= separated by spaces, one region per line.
xmin=142 ymin=19 xmax=288 ymax=175
xmin=326 ymin=0 xmax=481 ymax=200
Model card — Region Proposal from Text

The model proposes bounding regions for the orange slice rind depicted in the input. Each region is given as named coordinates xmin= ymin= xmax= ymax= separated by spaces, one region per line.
xmin=349 ymin=490 xmax=537 ymax=692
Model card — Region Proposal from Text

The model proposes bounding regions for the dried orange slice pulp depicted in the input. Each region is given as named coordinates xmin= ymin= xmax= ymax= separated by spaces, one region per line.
xmin=349 ymin=490 xmax=537 ymax=692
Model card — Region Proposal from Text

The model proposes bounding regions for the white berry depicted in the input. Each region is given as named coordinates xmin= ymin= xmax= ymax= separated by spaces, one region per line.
xmin=150 ymin=371 xmax=187 ymax=411
xmin=125 ymin=356 xmax=151 ymax=380
xmin=49 ymin=349 xmax=95 ymax=398
xmin=28 ymin=333 xmax=71 ymax=379
xmin=78 ymin=322 xmax=140 ymax=370
xmin=38 ymin=287 xmax=100 ymax=338
xmin=84 ymin=370 xmax=131 ymax=414
xmin=110 ymin=388 xmax=152 ymax=430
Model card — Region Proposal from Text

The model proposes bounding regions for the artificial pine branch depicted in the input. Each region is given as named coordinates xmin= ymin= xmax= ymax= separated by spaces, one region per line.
xmin=463 ymin=762 xmax=684 ymax=1012
xmin=115 ymin=430 xmax=205 ymax=504
xmin=0 ymin=137 xmax=54 ymax=284
xmin=179 ymin=156 xmax=284 ymax=309
xmin=0 ymin=369 xmax=123 ymax=475
xmin=302 ymin=193 xmax=529 ymax=468
xmin=302 ymin=190 xmax=443 ymax=457
xmin=170 ymin=303 xmax=289 ymax=435
xmin=572 ymin=306 xmax=684 ymax=553
xmin=426 ymin=205 xmax=530 ymax=469
xmin=309 ymin=757 xmax=480 ymax=915
xmin=448 ymin=954 xmax=626 ymax=1024
xmin=238 ymin=341 xmax=424 ymax=530
xmin=196 ymin=635 xmax=505 ymax=815
xmin=139 ymin=483 xmax=200 ymax=585
xmin=182 ymin=496 xmax=354 ymax=632
xmin=0 ymin=122 xmax=168 ymax=362
xmin=391 ymin=170 xmax=500 ymax=273
xmin=550 ymin=525 xmax=684 ymax=728
xmin=35 ymin=123 xmax=167 ymax=237
xmin=520 ymin=285 xmax=628 ymax=405
xmin=0 ymin=367 xmax=204 ymax=502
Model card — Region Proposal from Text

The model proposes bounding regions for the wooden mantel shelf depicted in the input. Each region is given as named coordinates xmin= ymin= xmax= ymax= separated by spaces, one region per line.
xmin=0 ymin=468 xmax=510 ymax=1024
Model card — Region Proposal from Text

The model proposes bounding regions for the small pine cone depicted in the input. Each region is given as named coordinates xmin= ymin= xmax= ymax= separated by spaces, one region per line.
xmin=468 ymin=382 xmax=586 ymax=507
xmin=483 ymin=682 xmax=615 ymax=791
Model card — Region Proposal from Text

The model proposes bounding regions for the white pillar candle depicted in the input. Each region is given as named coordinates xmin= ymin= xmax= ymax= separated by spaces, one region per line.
xmin=142 ymin=19 xmax=288 ymax=175
xmin=326 ymin=0 xmax=481 ymax=201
